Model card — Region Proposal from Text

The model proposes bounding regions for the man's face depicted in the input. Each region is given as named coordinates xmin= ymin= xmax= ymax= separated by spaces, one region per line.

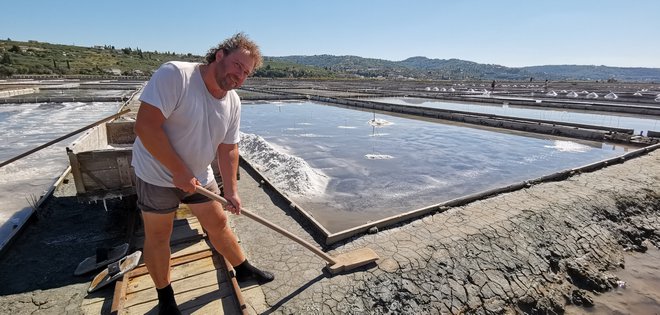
xmin=214 ymin=49 xmax=255 ymax=91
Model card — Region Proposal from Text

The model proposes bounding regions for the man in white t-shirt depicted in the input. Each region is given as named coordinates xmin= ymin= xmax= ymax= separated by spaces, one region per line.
xmin=132 ymin=33 xmax=273 ymax=315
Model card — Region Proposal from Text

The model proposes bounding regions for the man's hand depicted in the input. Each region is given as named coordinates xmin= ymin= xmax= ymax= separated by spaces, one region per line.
xmin=223 ymin=193 xmax=242 ymax=215
xmin=172 ymin=169 xmax=199 ymax=193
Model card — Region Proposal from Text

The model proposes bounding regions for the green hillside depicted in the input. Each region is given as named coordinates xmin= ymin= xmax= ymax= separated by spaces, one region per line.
xmin=0 ymin=39 xmax=337 ymax=78
xmin=2 ymin=39 xmax=659 ymax=81
xmin=0 ymin=39 xmax=202 ymax=76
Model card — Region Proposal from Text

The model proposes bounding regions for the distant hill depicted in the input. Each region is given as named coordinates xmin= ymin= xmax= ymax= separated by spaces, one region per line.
xmin=271 ymin=55 xmax=660 ymax=82
xmin=2 ymin=39 xmax=659 ymax=81
xmin=520 ymin=65 xmax=660 ymax=82
xmin=0 ymin=39 xmax=202 ymax=77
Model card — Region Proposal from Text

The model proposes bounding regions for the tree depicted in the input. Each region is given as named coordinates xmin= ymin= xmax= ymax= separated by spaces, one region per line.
xmin=9 ymin=45 xmax=21 ymax=53
xmin=1 ymin=52 xmax=11 ymax=65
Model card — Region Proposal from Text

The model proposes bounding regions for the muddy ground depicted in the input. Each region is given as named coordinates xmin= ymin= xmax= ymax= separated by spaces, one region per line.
xmin=0 ymin=150 xmax=658 ymax=314
xmin=0 ymin=176 xmax=135 ymax=314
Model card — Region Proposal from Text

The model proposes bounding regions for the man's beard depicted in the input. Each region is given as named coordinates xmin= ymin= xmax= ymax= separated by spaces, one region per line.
xmin=217 ymin=73 xmax=238 ymax=91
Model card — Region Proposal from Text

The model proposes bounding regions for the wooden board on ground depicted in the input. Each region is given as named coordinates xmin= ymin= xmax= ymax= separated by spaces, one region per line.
xmin=113 ymin=249 xmax=245 ymax=315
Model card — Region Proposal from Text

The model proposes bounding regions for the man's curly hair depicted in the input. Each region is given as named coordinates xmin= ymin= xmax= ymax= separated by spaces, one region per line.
xmin=204 ymin=32 xmax=263 ymax=72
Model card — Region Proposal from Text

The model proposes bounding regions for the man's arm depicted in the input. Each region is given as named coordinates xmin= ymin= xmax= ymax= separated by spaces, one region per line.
xmin=134 ymin=102 xmax=198 ymax=193
xmin=217 ymin=143 xmax=241 ymax=214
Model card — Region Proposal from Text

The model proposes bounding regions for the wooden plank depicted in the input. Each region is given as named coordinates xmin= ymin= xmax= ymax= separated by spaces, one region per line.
xmin=123 ymin=282 xmax=235 ymax=315
xmin=80 ymin=165 xmax=109 ymax=190
xmin=114 ymin=250 xmax=216 ymax=313
xmin=125 ymin=267 xmax=230 ymax=308
xmin=186 ymin=295 xmax=240 ymax=315
xmin=77 ymin=150 xmax=132 ymax=171
xmin=125 ymin=251 xmax=216 ymax=285
xmin=111 ymin=276 xmax=129 ymax=314
xmin=223 ymin=256 xmax=249 ymax=314
xmin=107 ymin=120 xmax=137 ymax=144
xmin=67 ymin=150 xmax=86 ymax=194
xmin=82 ymin=169 xmax=134 ymax=192
xmin=116 ymin=156 xmax=132 ymax=187
xmin=68 ymin=124 xmax=108 ymax=154
xmin=171 ymin=238 xmax=212 ymax=260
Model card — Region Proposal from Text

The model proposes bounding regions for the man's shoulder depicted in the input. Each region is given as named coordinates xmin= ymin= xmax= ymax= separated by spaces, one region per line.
xmin=227 ymin=89 xmax=241 ymax=103
xmin=163 ymin=61 xmax=200 ymax=72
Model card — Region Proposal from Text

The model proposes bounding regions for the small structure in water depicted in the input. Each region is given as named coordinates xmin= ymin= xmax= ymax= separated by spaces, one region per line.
xmin=605 ymin=92 xmax=618 ymax=99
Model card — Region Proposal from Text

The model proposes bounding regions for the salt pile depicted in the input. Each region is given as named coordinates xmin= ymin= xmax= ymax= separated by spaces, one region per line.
xmin=239 ymin=133 xmax=329 ymax=198
xmin=604 ymin=92 xmax=618 ymax=99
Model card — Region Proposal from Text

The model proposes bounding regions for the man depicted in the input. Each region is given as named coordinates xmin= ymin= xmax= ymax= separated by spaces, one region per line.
xmin=132 ymin=33 xmax=273 ymax=315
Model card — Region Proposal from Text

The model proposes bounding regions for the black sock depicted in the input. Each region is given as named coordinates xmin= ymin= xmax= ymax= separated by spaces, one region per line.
xmin=156 ymin=284 xmax=181 ymax=315
xmin=234 ymin=260 xmax=274 ymax=283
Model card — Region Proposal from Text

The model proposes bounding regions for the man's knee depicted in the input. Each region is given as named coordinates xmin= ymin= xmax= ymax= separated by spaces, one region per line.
xmin=209 ymin=211 xmax=229 ymax=231
xmin=145 ymin=229 xmax=172 ymax=245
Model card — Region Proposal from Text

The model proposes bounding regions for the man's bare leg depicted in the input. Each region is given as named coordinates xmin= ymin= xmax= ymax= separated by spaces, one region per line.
xmin=142 ymin=210 xmax=181 ymax=315
xmin=189 ymin=200 xmax=273 ymax=282
xmin=142 ymin=211 xmax=176 ymax=288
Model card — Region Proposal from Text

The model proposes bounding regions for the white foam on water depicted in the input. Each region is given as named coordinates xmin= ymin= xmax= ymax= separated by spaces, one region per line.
xmin=368 ymin=118 xmax=393 ymax=127
xmin=298 ymin=133 xmax=329 ymax=138
xmin=364 ymin=154 xmax=394 ymax=160
xmin=337 ymin=126 xmax=357 ymax=129
xmin=240 ymin=132 xmax=329 ymax=198
xmin=544 ymin=140 xmax=591 ymax=153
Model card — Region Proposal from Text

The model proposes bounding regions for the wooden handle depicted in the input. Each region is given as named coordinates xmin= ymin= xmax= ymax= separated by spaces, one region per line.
xmin=0 ymin=109 xmax=131 ymax=168
xmin=196 ymin=186 xmax=337 ymax=265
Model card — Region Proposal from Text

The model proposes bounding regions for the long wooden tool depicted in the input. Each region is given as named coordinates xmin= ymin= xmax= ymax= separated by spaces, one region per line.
xmin=0 ymin=109 xmax=130 ymax=168
xmin=196 ymin=186 xmax=379 ymax=275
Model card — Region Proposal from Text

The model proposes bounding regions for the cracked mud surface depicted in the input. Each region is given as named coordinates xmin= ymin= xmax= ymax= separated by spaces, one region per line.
xmin=232 ymin=148 xmax=659 ymax=314
xmin=0 ymin=149 xmax=657 ymax=314
xmin=0 ymin=175 xmax=133 ymax=315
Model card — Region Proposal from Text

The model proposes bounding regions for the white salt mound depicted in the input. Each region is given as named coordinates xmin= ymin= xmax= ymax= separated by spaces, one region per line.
xmin=240 ymin=133 xmax=329 ymax=197
xmin=605 ymin=92 xmax=618 ymax=99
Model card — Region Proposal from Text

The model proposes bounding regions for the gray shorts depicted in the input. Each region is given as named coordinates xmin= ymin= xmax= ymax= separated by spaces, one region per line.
xmin=136 ymin=177 xmax=221 ymax=214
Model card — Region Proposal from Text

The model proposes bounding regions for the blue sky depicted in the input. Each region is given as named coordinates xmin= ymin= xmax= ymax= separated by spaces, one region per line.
xmin=2 ymin=0 xmax=659 ymax=68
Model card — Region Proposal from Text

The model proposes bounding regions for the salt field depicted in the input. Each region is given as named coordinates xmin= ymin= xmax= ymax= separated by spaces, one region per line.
xmin=0 ymin=93 xmax=125 ymax=249
xmin=240 ymin=101 xmax=635 ymax=233
xmin=370 ymin=97 xmax=660 ymax=136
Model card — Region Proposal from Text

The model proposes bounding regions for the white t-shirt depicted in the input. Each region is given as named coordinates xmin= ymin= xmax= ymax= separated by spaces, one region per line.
xmin=132 ymin=61 xmax=241 ymax=187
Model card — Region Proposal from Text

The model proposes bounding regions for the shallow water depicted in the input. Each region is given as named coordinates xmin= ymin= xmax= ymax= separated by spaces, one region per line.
xmin=5 ymin=88 xmax=132 ymax=99
xmin=370 ymin=97 xmax=660 ymax=136
xmin=565 ymin=247 xmax=660 ymax=314
xmin=0 ymin=100 xmax=123 ymax=249
xmin=241 ymin=101 xmax=634 ymax=233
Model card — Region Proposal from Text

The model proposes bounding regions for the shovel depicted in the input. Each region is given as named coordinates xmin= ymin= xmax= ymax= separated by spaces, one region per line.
xmin=196 ymin=186 xmax=379 ymax=275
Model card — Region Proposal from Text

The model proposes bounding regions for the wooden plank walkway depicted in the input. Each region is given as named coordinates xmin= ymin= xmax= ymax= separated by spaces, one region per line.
xmin=81 ymin=216 xmax=247 ymax=315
